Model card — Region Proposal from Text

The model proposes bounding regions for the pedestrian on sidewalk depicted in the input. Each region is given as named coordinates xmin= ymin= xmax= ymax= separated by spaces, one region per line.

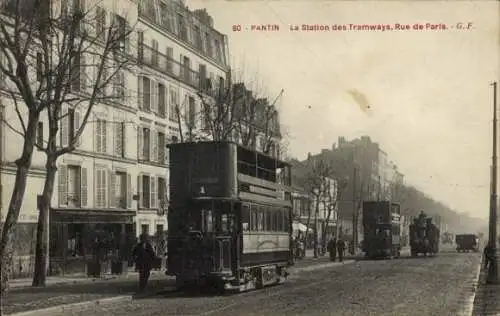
xmin=132 ymin=234 xmax=157 ymax=292
xmin=337 ymin=237 xmax=346 ymax=262
xmin=328 ymin=237 xmax=337 ymax=262
xmin=483 ymin=242 xmax=494 ymax=270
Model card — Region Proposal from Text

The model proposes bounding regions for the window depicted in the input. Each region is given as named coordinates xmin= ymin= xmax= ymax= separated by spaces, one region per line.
xmin=157 ymin=177 xmax=167 ymax=208
xmin=158 ymin=132 xmax=166 ymax=163
xmin=68 ymin=109 xmax=75 ymax=144
xmin=36 ymin=122 xmax=43 ymax=147
xmin=166 ymin=47 xmax=173 ymax=73
xmin=214 ymin=39 xmax=221 ymax=61
xmin=112 ymin=14 xmax=127 ymax=52
xmin=201 ymin=209 xmax=213 ymax=232
xmin=112 ymin=69 xmax=125 ymax=99
xmin=67 ymin=165 xmax=81 ymax=207
xmin=181 ymin=56 xmax=190 ymax=82
xmin=250 ymin=207 xmax=258 ymax=231
xmin=113 ymin=171 xmax=127 ymax=208
xmin=95 ymin=168 xmax=107 ymax=208
xmin=141 ymin=77 xmax=151 ymax=111
xmin=242 ymin=205 xmax=250 ymax=231
xmin=58 ymin=165 xmax=87 ymax=207
xmin=95 ymin=119 xmax=107 ymax=153
xmin=204 ymin=32 xmax=212 ymax=56
xmin=70 ymin=52 xmax=83 ymax=92
xmin=218 ymin=76 xmax=225 ymax=95
xmin=152 ymin=39 xmax=159 ymax=66
xmin=157 ymin=83 xmax=166 ymax=117
xmin=194 ymin=25 xmax=202 ymax=50
xmin=137 ymin=31 xmax=144 ymax=61
xmin=257 ymin=208 xmax=264 ymax=231
xmin=188 ymin=96 xmax=196 ymax=126
xmin=156 ymin=224 xmax=164 ymax=235
xmin=169 ymin=87 xmax=178 ymax=121
xmin=141 ymin=224 xmax=149 ymax=236
xmin=159 ymin=2 xmax=169 ymax=28
xmin=96 ymin=7 xmax=106 ymax=42
xmin=177 ymin=14 xmax=187 ymax=40
xmin=141 ymin=175 xmax=150 ymax=208
xmin=142 ymin=127 xmax=150 ymax=161
xmin=198 ymin=64 xmax=207 ymax=90
xmin=36 ymin=52 xmax=43 ymax=81
xmin=114 ymin=122 xmax=125 ymax=157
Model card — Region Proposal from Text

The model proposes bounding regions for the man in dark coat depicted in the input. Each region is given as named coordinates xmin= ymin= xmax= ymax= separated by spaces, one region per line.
xmin=484 ymin=242 xmax=494 ymax=270
xmin=132 ymin=234 xmax=157 ymax=292
xmin=328 ymin=237 xmax=337 ymax=262
xmin=337 ymin=237 xmax=346 ymax=262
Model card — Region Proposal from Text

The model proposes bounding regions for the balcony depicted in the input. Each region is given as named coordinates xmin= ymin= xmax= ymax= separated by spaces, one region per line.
xmin=139 ymin=44 xmax=216 ymax=96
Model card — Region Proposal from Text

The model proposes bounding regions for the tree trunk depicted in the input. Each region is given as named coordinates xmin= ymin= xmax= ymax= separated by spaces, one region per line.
xmin=32 ymin=156 xmax=57 ymax=286
xmin=313 ymin=199 xmax=319 ymax=258
xmin=321 ymin=203 xmax=333 ymax=254
xmin=0 ymin=140 xmax=37 ymax=295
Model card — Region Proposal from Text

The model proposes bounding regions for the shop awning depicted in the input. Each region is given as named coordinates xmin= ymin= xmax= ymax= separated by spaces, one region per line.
xmin=50 ymin=208 xmax=136 ymax=224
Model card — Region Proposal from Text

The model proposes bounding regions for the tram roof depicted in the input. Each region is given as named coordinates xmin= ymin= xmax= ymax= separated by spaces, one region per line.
xmin=167 ymin=140 xmax=291 ymax=168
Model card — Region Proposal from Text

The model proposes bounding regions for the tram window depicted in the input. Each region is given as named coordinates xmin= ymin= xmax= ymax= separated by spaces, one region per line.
xmin=221 ymin=214 xmax=229 ymax=232
xmin=257 ymin=209 xmax=264 ymax=231
xmin=205 ymin=210 xmax=213 ymax=232
xmin=283 ymin=211 xmax=289 ymax=232
xmin=242 ymin=205 xmax=250 ymax=231
xmin=250 ymin=209 xmax=258 ymax=231
xmin=276 ymin=209 xmax=282 ymax=231
xmin=266 ymin=207 xmax=272 ymax=231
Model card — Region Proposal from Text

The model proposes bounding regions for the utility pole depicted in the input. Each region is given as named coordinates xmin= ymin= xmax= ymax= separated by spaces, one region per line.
xmin=488 ymin=81 xmax=498 ymax=284
xmin=352 ymin=167 xmax=357 ymax=249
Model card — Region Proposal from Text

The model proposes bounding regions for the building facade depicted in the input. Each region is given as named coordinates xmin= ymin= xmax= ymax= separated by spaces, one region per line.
xmin=0 ymin=0 xmax=230 ymax=277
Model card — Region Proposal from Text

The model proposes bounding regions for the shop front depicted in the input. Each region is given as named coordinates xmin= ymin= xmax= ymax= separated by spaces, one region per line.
xmin=49 ymin=208 xmax=136 ymax=276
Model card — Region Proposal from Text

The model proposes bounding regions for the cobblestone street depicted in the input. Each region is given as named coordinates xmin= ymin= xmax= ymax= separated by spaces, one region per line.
xmin=61 ymin=251 xmax=481 ymax=316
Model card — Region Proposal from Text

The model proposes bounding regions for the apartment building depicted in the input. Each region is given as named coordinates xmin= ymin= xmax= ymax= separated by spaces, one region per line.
xmin=135 ymin=0 xmax=229 ymax=237
xmin=0 ymin=0 xmax=229 ymax=276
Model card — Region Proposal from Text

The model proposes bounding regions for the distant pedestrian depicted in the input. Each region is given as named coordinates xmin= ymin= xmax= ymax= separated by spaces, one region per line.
xmin=484 ymin=242 xmax=494 ymax=270
xmin=337 ymin=238 xmax=346 ymax=262
xmin=132 ymin=234 xmax=157 ymax=292
xmin=328 ymin=237 xmax=337 ymax=262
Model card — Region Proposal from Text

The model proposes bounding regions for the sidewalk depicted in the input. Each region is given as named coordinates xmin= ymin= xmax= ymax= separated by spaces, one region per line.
xmin=1 ymin=255 xmax=357 ymax=315
xmin=1 ymin=270 xmax=174 ymax=315
xmin=472 ymin=257 xmax=500 ymax=315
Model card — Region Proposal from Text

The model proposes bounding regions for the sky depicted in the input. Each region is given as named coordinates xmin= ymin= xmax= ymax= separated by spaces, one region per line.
xmin=187 ymin=0 xmax=499 ymax=220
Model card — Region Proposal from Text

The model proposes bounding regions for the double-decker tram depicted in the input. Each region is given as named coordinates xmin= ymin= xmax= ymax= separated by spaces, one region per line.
xmin=166 ymin=141 xmax=293 ymax=293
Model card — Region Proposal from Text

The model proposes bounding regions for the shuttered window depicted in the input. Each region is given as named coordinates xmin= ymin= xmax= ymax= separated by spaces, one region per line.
xmin=95 ymin=168 xmax=107 ymax=208
xmin=96 ymin=119 xmax=107 ymax=153
xmin=157 ymin=132 xmax=166 ymax=164
xmin=114 ymin=122 xmax=125 ymax=157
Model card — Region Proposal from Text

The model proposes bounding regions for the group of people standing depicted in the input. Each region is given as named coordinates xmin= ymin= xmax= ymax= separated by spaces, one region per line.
xmin=327 ymin=237 xmax=347 ymax=262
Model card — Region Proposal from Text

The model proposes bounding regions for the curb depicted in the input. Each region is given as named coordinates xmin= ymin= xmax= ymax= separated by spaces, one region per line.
xmin=5 ymin=295 xmax=133 ymax=316
xmin=5 ymin=260 xmax=353 ymax=316
xmin=459 ymin=259 xmax=483 ymax=316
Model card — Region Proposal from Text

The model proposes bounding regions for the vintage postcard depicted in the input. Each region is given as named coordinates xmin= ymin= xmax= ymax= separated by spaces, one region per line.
xmin=0 ymin=0 xmax=498 ymax=315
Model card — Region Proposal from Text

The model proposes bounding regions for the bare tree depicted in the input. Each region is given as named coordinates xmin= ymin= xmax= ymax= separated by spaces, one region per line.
xmin=301 ymin=156 xmax=333 ymax=258
xmin=320 ymin=177 xmax=348 ymax=254
xmin=193 ymin=75 xmax=284 ymax=158
xmin=0 ymin=0 xmax=134 ymax=291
